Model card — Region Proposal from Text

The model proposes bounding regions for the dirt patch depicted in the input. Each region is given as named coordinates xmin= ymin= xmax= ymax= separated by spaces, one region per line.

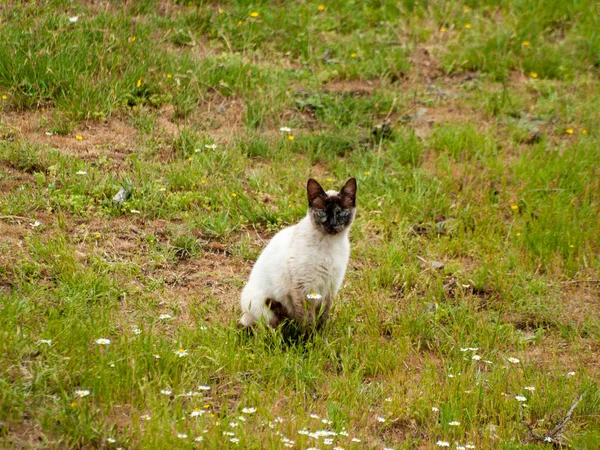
xmin=0 ymin=111 xmax=139 ymax=169
xmin=559 ymin=283 xmax=600 ymax=327
xmin=408 ymin=46 xmax=442 ymax=83
xmin=321 ymin=79 xmax=376 ymax=96
xmin=0 ymin=165 xmax=36 ymax=194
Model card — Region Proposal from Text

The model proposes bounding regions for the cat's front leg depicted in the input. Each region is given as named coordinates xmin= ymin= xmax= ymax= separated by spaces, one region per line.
xmin=315 ymin=297 xmax=332 ymax=329
xmin=289 ymin=291 xmax=319 ymax=329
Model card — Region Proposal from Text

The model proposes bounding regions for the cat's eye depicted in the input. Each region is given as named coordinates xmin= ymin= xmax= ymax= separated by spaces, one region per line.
xmin=339 ymin=210 xmax=349 ymax=217
xmin=317 ymin=211 xmax=327 ymax=218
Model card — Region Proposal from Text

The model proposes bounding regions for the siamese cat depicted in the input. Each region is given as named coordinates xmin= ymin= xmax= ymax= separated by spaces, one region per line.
xmin=239 ymin=178 xmax=357 ymax=329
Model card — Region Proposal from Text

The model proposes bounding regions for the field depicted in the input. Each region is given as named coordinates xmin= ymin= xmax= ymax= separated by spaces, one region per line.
xmin=1 ymin=1 xmax=599 ymax=449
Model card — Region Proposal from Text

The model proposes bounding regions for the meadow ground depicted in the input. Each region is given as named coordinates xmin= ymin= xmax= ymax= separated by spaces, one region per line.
xmin=1 ymin=1 xmax=599 ymax=449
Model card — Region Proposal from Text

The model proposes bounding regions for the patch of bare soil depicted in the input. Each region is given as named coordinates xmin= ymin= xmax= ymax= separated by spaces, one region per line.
xmin=321 ymin=79 xmax=376 ymax=96
xmin=67 ymin=215 xmax=250 ymax=326
xmin=560 ymin=283 xmax=600 ymax=327
xmin=0 ymin=112 xmax=139 ymax=169
xmin=0 ymin=165 xmax=35 ymax=194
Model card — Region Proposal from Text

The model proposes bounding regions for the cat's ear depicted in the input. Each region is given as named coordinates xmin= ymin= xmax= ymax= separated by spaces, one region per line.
xmin=307 ymin=178 xmax=327 ymax=207
xmin=340 ymin=178 xmax=357 ymax=207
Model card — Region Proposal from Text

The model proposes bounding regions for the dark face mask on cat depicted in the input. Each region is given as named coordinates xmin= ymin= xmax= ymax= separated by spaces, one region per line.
xmin=307 ymin=178 xmax=357 ymax=235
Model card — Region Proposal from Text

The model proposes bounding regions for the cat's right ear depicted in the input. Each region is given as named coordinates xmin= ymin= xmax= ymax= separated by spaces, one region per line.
xmin=307 ymin=178 xmax=327 ymax=206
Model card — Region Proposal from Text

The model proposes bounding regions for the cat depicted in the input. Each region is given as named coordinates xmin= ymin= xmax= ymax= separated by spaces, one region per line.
xmin=239 ymin=177 xmax=357 ymax=330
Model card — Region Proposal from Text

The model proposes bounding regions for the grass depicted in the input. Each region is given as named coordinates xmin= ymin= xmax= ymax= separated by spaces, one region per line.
xmin=1 ymin=1 xmax=599 ymax=449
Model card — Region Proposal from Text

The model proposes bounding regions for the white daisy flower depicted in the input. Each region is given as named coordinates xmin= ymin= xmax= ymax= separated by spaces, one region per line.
xmin=174 ymin=348 xmax=188 ymax=357
xmin=154 ymin=354 xmax=161 ymax=359
xmin=324 ymin=438 xmax=334 ymax=445
xmin=130 ymin=209 xmax=141 ymax=214
xmin=230 ymin=437 xmax=240 ymax=444
xmin=194 ymin=436 xmax=203 ymax=442
xmin=457 ymin=446 xmax=466 ymax=450
xmin=241 ymin=407 xmax=256 ymax=414
xmin=465 ymin=445 xmax=476 ymax=449
xmin=447 ymin=374 xmax=455 ymax=378
xmin=30 ymin=220 xmax=42 ymax=228
xmin=38 ymin=339 xmax=52 ymax=345
xmin=449 ymin=421 xmax=460 ymax=426
xmin=197 ymin=385 xmax=211 ymax=391
xmin=515 ymin=395 xmax=527 ymax=402
xmin=223 ymin=431 xmax=235 ymax=436
xmin=177 ymin=433 xmax=187 ymax=439
xmin=158 ymin=314 xmax=172 ymax=320
xmin=280 ymin=127 xmax=292 ymax=133
xmin=69 ymin=16 xmax=79 ymax=23
xmin=472 ymin=355 xmax=482 ymax=361
xmin=567 ymin=371 xmax=576 ymax=376
xmin=351 ymin=437 xmax=361 ymax=443
xmin=274 ymin=417 xmax=284 ymax=423
xmin=310 ymin=413 xmax=320 ymax=419
xmin=190 ymin=408 xmax=204 ymax=417
xmin=339 ymin=430 xmax=349 ymax=436
xmin=205 ymin=144 xmax=217 ymax=150
xmin=544 ymin=437 xmax=552 ymax=442
xmin=107 ymin=437 xmax=116 ymax=443
xmin=45 ymin=131 xmax=53 ymax=136
xmin=431 ymin=407 xmax=439 ymax=412
xmin=307 ymin=292 xmax=323 ymax=300
xmin=95 ymin=338 xmax=111 ymax=345
xmin=507 ymin=357 xmax=520 ymax=364
xmin=160 ymin=389 xmax=172 ymax=395
xmin=75 ymin=389 xmax=90 ymax=398
xmin=298 ymin=430 xmax=309 ymax=435
xmin=238 ymin=416 xmax=247 ymax=422
xmin=524 ymin=386 xmax=535 ymax=391
xmin=76 ymin=170 xmax=87 ymax=175
xmin=132 ymin=326 xmax=142 ymax=335
xmin=436 ymin=441 xmax=450 ymax=447
xmin=377 ymin=417 xmax=386 ymax=423
xmin=322 ymin=419 xmax=332 ymax=425
xmin=140 ymin=414 xmax=151 ymax=421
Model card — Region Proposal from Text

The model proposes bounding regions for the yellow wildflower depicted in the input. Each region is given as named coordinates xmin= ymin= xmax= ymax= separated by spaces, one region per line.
xmin=440 ymin=27 xmax=447 ymax=32
xmin=569 ymin=244 xmax=574 ymax=248
xmin=137 ymin=78 xmax=142 ymax=88
xmin=566 ymin=128 xmax=574 ymax=134
xmin=218 ymin=8 xmax=224 ymax=14
xmin=463 ymin=7 xmax=470 ymax=13
xmin=350 ymin=52 xmax=357 ymax=58
xmin=238 ymin=20 xmax=243 ymax=25
xmin=288 ymin=135 xmax=295 ymax=141
xmin=249 ymin=11 xmax=259 ymax=17
xmin=167 ymin=73 xmax=172 ymax=78
xmin=318 ymin=4 xmax=326 ymax=11
xmin=522 ymin=40 xmax=530 ymax=47
xmin=581 ymin=129 xmax=588 ymax=135
xmin=516 ymin=232 xmax=521 ymax=236
xmin=1 ymin=95 xmax=6 ymax=100
xmin=510 ymin=205 xmax=518 ymax=210
xmin=76 ymin=135 xmax=83 ymax=140
xmin=465 ymin=23 xmax=471 ymax=29
xmin=128 ymin=36 xmax=136 ymax=43
xmin=231 ymin=192 xmax=237 ymax=197
xmin=364 ymin=171 xmax=371 ymax=175
xmin=530 ymin=72 xmax=538 ymax=78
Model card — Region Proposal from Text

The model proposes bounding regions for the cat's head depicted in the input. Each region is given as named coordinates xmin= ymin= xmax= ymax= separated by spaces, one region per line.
xmin=307 ymin=178 xmax=357 ymax=235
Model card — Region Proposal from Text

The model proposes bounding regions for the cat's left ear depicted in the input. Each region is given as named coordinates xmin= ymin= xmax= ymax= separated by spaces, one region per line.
xmin=340 ymin=178 xmax=357 ymax=207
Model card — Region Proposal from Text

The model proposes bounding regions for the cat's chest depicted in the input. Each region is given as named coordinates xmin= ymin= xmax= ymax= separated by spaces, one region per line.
xmin=289 ymin=239 xmax=348 ymax=282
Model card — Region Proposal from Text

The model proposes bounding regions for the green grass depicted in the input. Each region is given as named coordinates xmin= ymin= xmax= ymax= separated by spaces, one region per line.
xmin=1 ymin=1 xmax=599 ymax=449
